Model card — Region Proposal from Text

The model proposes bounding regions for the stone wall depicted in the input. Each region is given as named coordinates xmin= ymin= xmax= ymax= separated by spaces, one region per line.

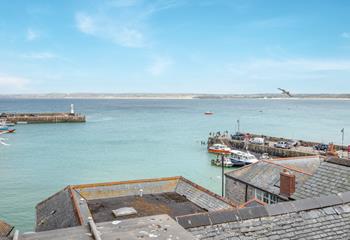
xmin=225 ymin=177 xmax=247 ymax=205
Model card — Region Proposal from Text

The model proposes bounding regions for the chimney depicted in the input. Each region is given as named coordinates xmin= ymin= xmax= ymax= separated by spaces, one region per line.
xmin=280 ymin=169 xmax=296 ymax=197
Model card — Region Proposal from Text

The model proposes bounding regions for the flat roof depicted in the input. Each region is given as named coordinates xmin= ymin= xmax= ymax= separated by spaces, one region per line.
xmin=36 ymin=176 xmax=235 ymax=232
xmin=88 ymin=192 xmax=206 ymax=223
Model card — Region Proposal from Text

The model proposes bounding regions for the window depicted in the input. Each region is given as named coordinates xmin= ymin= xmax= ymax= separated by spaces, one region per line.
xmin=254 ymin=188 xmax=279 ymax=204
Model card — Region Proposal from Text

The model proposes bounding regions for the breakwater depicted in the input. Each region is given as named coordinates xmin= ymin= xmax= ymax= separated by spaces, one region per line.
xmin=0 ymin=113 xmax=85 ymax=123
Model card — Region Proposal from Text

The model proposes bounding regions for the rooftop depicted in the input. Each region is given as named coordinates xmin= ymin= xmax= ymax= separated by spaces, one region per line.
xmin=36 ymin=176 xmax=235 ymax=232
xmin=293 ymin=157 xmax=350 ymax=200
xmin=88 ymin=192 xmax=206 ymax=222
xmin=178 ymin=191 xmax=350 ymax=239
xmin=21 ymin=215 xmax=196 ymax=240
xmin=225 ymin=156 xmax=321 ymax=197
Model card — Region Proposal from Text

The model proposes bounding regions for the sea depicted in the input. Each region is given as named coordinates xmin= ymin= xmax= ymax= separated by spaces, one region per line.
xmin=0 ymin=98 xmax=349 ymax=231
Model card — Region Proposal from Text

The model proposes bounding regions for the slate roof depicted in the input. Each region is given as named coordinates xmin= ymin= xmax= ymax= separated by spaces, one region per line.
xmin=225 ymin=156 xmax=321 ymax=196
xmin=293 ymin=158 xmax=350 ymax=200
xmin=36 ymin=176 xmax=235 ymax=232
xmin=21 ymin=215 xmax=196 ymax=240
xmin=180 ymin=191 xmax=350 ymax=240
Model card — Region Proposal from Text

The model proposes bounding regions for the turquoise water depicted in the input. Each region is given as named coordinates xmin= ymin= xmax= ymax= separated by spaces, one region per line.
xmin=0 ymin=98 xmax=349 ymax=230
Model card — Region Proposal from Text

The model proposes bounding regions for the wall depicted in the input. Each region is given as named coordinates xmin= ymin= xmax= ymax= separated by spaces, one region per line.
xmin=225 ymin=177 xmax=247 ymax=205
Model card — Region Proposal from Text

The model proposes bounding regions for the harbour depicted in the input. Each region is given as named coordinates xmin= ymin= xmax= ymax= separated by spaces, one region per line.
xmin=0 ymin=98 xmax=349 ymax=232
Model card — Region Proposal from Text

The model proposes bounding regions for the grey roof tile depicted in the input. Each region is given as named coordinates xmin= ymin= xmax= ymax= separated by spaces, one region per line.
xmin=226 ymin=157 xmax=321 ymax=196
xmin=293 ymin=161 xmax=350 ymax=200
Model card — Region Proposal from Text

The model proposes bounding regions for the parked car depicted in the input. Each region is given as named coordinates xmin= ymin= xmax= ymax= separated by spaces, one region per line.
xmin=314 ymin=143 xmax=328 ymax=151
xmin=274 ymin=141 xmax=292 ymax=149
xmin=287 ymin=139 xmax=300 ymax=147
xmin=250 ymin=137 xmax=265 ymax=145
xmin=231 ymin=132 xmax=245 ymax=141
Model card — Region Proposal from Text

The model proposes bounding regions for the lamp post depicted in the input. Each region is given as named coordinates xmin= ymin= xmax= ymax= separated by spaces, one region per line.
xmin=341 ymin=128 xmax=345 ymax=158
xmin=221 ymin=154 xmax=224 ymax=197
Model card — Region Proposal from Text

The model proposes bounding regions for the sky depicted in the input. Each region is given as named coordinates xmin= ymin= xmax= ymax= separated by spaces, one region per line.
xmin=1 ymin=0 xmax=350 ymax=94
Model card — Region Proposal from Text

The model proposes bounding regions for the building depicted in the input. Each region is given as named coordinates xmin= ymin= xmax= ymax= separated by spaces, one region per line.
xmin=36 ymin=176 xmax=235 ymax=232
xmin=224 ymin=156 xmax=321 ymax=205
xmin=292 ymin=157 xmax=350 ymax=199
xmin=5 ymin=171 xmax=350 ymax=239
xmin=20 ymin=215 xmax=196 ymax=240
xmin=181 ymin=191 xmax=350 ymax=239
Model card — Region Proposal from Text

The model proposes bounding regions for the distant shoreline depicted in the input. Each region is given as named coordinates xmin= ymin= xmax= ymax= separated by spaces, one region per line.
xmin=1 ymin=93 xmax=350 ymax=100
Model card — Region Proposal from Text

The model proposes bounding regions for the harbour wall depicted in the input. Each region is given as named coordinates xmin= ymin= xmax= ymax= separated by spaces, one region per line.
xmin=208 ymin=137 xmax=315 ymax=158
xmin=1 ymin=113 xmax=86 ymax=123
xmin=249 ymin=133 xmax=347 ymax=151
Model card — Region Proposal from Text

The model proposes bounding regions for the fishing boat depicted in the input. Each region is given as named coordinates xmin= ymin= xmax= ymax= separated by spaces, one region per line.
xmin=208 ymin=144 xmax=232 ymax=154
xmin=211 ymin=156 xmax=233 ymax=167
xmin=230 ymin=150 xmax=258 ymax=166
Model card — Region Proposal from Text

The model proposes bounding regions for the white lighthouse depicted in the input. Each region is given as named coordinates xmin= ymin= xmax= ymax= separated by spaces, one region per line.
xmin=70 ymin=104 xmax=75 ymax=115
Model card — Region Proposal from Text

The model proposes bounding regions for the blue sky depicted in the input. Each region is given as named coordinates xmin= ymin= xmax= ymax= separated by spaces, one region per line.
xmin=1 ymin=0 xmax=350 ymax=94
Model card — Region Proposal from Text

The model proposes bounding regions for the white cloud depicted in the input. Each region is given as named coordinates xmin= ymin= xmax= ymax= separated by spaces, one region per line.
xmin=75 ymin=12 xmax=96 ymax=34
xmin=75 ymin=12 xmax=145 ymax=48
xmin=20 ymin=52 xmax=56 ymax=60
xmin=75 ymin=1 xmax=183 ymax=48
xmin=341 ymin=32 xmax=350 ymax=39
xmin=147 ymin=57 xmax=173 ymax=76
xmin=0 ymin=74 xmax=29 ymax=91
xmin=26 ymin=28 xmax=39 ymax=41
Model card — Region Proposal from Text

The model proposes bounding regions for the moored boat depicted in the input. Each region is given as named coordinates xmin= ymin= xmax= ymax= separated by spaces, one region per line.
xmin=230 ymin=150 xmax=258 ymax=166
xmin=208 ymin=144 xmax=232 ymax=154
xmin=204 ymin=111 xmax=213 ymax=115
xmin=0 ymin=120 xmax=16 ymax=133
xmin=211 ymin=157 xmax=233 ymax=167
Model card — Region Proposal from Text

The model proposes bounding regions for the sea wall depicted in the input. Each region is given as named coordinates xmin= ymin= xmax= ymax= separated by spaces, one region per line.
xmin=1 ymin=113 xmax=85 ymax=123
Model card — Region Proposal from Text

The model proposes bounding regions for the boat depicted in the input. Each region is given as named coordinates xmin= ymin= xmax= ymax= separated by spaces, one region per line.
xmin=0 ymin=120 xmax=16 ymax=133
xmin=208 ymin=144 xmax=232 ymax=154
xmin=204 ymin=112 xmax=213 ymax=115
xmin=230 ymin=150 xmax=259 ymax=166
xmin=211 ymin=156 xmax=233 ymax=167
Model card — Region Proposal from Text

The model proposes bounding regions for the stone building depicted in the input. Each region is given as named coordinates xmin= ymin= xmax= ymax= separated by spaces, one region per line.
xmin=224 ymin=156 xmax=321 ymax=205
xmin=35 ymin=176 xmax=235 ymax=232
xmin=181 ymin=191 xmax=350 ymax=239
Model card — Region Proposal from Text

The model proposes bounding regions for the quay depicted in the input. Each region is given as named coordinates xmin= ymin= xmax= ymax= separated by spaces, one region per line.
xmin=1 ymin=112 xmax=86 ymax=124
xmin=208 ymin=132 xmax=348 ymax=158
xmin=0 ymin=104 xmax=86 ymax=124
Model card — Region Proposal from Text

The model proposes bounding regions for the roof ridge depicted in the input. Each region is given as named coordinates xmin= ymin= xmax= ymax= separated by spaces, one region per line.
xmin=262 ymin=160 xmax=313 ymax=176
xmin=176 ymin=191 xmax=350 ymax=229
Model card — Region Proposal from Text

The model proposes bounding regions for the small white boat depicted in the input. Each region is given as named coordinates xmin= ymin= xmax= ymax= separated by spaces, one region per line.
xmin=230 ymin=150 xmax=258 ymax=166
xmin=211 ymin=157 xmax=233 ymax=167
